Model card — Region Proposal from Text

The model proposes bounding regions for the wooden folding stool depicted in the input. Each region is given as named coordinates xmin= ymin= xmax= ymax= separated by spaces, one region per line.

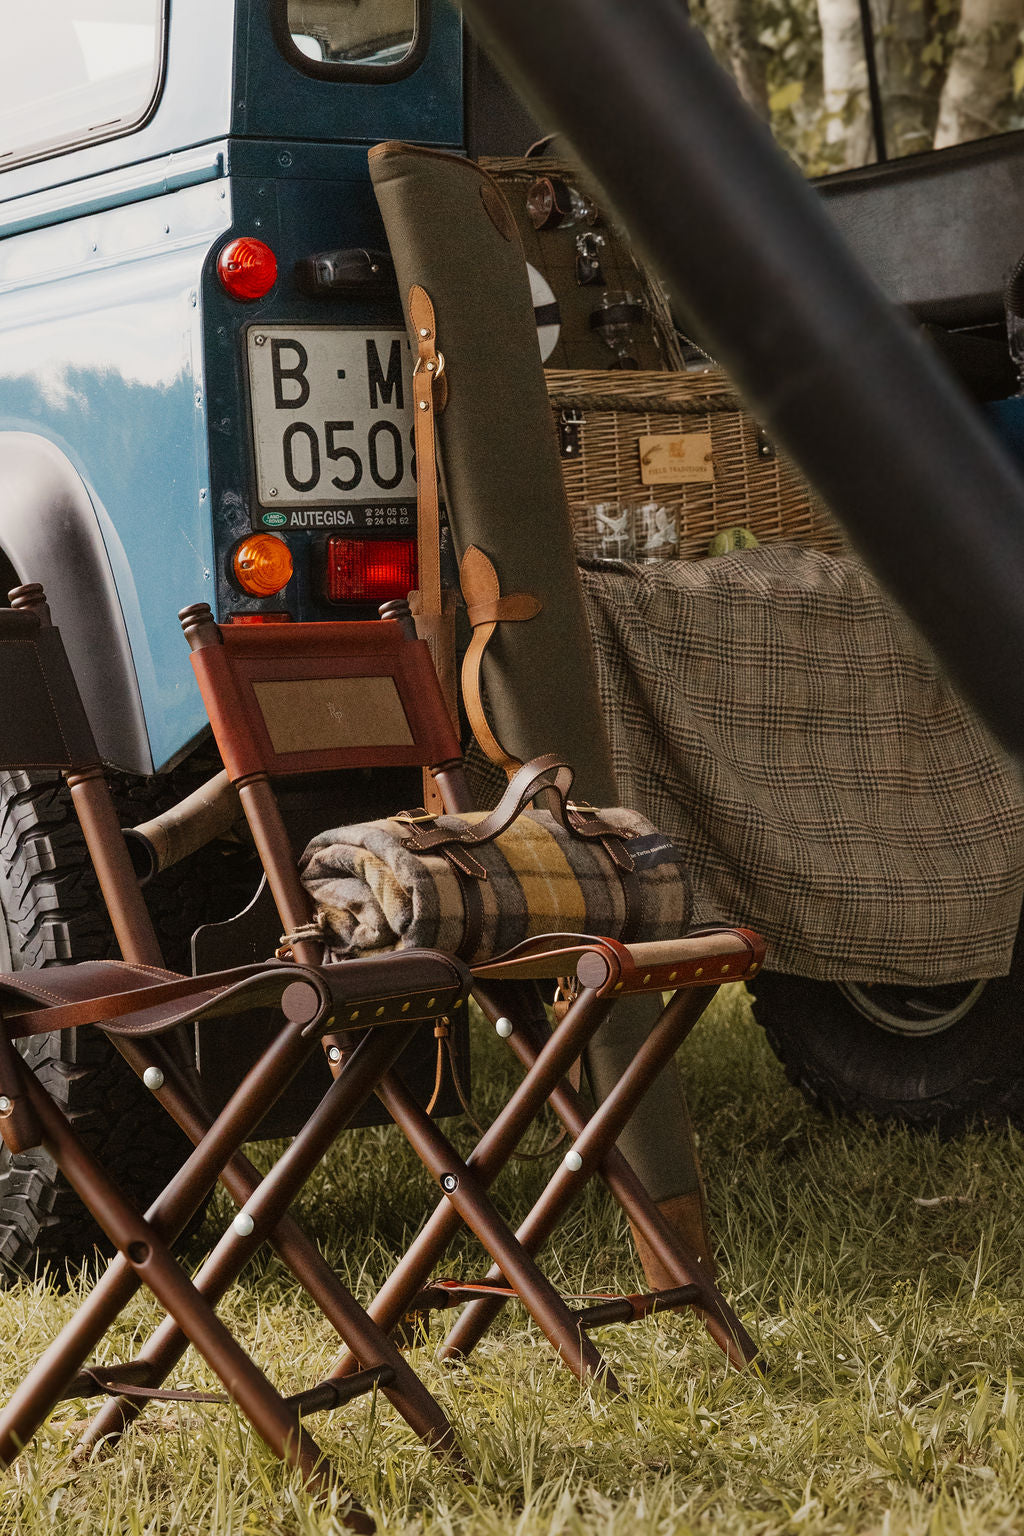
xmin=181 ymin=600 xmax=764 ymax=1395
xmin=0 ymin=587 xmax=471 ymax=1525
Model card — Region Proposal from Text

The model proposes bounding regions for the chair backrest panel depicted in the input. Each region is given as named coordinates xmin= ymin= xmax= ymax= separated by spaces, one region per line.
xmin=185 ymin=614 xmax=462 ymax=783
xmin=0 ymin=611 xmax=99 ymax=771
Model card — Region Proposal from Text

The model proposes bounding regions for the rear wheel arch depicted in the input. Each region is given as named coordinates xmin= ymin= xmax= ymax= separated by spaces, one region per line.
xmin=0 ymin=431 xmax=152 ymax=774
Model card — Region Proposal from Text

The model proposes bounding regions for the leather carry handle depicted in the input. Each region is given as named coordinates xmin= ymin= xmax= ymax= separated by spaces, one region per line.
xmin=400 ymin=753 xmax=636 ymax=868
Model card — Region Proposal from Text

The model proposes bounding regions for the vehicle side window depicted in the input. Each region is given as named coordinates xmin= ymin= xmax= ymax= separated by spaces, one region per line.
xmin=690 ymin=0 xmax=1024 ymax=176
xmin=283 ymin=0 xmax=423 ymax=77
xmin=0 ymin=0 xmax=164 ymax=171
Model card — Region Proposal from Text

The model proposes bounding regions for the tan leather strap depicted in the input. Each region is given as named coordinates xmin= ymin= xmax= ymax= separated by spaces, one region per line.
xmin=408 ymin=284 xmax=455 ymax=814
xmin=408 ymin=284 xmax=445 ymax=621
xmin=459 ymin=545 xmax=542 ymax=774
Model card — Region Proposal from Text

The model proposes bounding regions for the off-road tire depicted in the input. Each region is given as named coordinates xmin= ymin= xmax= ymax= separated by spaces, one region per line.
xmin=0 ymin=764 xmax=259 ymax=1282
xmin=751 ymin=926 xmax=1024 ymax=1133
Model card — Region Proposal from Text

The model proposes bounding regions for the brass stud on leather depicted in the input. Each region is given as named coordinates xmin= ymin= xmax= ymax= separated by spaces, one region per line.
xmin=427 ymin=997 xmax=436 ymax=1009
xmin=375 ymin=1006 xmax=385 ymax=1017
xmin=401 ymin=1001 xmax=411 ymax=1012
xmin=349 ymin=1009 xmax=360 ymax=1021
xmin=668 ymin=971 xmax=677 ymax=981
xmin=695 ymin=967 xmax=703 ymax=978
xmin=642 ymin=973 xmax=652 ymax=985
xmin=721 ymin=964 xmax=730 ymax=974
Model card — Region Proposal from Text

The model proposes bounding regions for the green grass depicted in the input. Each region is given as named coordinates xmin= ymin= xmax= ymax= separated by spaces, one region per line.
xmin=3 ymin=986 xmax=1024 ymax=1535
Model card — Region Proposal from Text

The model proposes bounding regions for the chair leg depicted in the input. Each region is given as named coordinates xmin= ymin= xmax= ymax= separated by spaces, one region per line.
xmin=329 ymin=988 xmax=620 ymax=1384
xmin=80 ymin=1024 xmax=459 ymax=1461
xmin=374 ymin=1069 xmax=618 ymax=1389
xmin=441 ymin=987 xmax=759 ymax=1369
xmin=1 ymin=1071 xmax=373 ymax=1521
xmin=0 ymin=993 xmax=328 ymax=1467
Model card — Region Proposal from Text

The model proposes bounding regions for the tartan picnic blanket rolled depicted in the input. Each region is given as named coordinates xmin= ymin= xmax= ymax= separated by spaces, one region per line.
xmin=299 ymin=803 xmax=692 ymax=962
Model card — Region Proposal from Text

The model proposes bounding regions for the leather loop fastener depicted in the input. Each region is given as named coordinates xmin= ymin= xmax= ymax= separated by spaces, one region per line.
xmin=459 ymin=545 xmax=543 ymax=774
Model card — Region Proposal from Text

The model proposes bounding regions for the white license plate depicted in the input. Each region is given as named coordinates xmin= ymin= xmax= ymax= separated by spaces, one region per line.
xmin=247 ymin=325 xmax=417 ymax=512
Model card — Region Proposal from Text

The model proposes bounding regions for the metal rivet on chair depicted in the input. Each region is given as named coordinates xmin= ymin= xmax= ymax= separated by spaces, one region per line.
xmin=495 ymin=1016 xmax=513 ymax=1038
xmin=0 ymin=1097 xmax=11 ymax=1115
xmin=142 ymin=1067 xmax=164 ymax=1092
xmin=440 ymin=1173 xmax=458 ymax=1193
xmin=233 ymin=1211 xmax=256 ymax=1238
xmin=564 ymin=1148 xmax=583 ymax=1172
xmin=328 ymin=1046 xmax=342 ymax=1063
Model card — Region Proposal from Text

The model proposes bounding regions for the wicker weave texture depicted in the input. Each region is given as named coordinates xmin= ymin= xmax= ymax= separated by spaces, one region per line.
xmin=547 ymin=367 xmax=845 ymax=560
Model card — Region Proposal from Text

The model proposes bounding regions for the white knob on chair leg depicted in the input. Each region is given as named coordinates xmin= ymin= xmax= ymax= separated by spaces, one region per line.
xmin=495 ymin=1017 xmax=513 ymax=1038
xmin=564 ymin=1148 xmax=583 ymax=1172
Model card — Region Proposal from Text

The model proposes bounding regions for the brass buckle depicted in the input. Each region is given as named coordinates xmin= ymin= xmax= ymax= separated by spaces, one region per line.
xmin=394 ymin=808 xmax=439 ymax=827
xmin=413 ymin=351 xmax=445 ymax=381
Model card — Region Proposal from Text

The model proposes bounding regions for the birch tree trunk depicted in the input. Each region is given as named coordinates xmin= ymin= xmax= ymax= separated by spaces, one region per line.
xmin=934 ymin=0 xmax=1023 ymax=148
xmin=817 ymin=0 xmax=875 ymax=166
xmin=871 ymin=0 xmax=938 ymax=158
xmin=701 ymin=0 xmax=770 ymax=119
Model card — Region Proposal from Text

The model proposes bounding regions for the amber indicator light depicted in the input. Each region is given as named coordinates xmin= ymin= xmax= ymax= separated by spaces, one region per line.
xmin=326 ymin=537 xmax=417 ymax=602
xmin=217 ymin=238 xmax=278 ymax=301
xmin=232 ymin=534 xmax=294 ymax=596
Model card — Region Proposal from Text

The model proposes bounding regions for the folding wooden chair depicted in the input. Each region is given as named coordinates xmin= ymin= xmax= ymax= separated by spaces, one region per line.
xmin=181 ymin=599 xmax=764 ymax=1394
xmin=0 ymin=586 xmax=472 ymax=1527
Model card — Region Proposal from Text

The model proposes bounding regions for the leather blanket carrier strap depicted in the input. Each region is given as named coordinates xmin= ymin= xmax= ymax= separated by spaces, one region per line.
xmin=300 ymin=754 xmax=693 ymax=964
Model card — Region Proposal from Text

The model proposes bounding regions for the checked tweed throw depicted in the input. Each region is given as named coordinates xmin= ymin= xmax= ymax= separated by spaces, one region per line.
xmin=580 ymin=546 xmax=1024 ymax=985
xmin=467 ymin=546 xmax=1024 ymax=985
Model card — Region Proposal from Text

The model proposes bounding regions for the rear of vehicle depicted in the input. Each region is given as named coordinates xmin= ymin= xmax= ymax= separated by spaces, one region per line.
xmin=0 ymin=0 xmax=497 ymax=1275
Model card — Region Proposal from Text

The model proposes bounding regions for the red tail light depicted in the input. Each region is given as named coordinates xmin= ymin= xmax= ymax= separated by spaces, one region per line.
xmin=326 ymin=537 xmax=417 ymax=603
xmin=217 ymin=237 xmax=278 ymax=301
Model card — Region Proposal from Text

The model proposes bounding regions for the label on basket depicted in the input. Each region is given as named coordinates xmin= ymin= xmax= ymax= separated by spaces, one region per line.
xmin=638 ymin=432 xmax=714 ymax=485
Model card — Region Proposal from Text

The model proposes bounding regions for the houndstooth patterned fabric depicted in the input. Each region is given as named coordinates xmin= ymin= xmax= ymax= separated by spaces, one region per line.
xmin=469 ymin=546 xmax=1024 ymax=984
xmin=299 ymin=806 xmax=692 ymax=963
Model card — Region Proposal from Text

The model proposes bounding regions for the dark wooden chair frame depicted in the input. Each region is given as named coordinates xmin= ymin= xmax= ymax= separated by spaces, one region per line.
xmin=0 ymin=587 xmax=475 ymax=1530
xmin=181 ymin=600 xmax=764 ymax=1393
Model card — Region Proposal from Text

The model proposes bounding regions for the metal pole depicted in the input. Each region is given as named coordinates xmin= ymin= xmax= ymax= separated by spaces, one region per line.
xmin=453 ymin=0 xmax=1024 ymax=758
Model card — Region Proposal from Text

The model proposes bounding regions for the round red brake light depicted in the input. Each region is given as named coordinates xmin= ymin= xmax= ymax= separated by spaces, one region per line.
xmin=217 ymin=238 xmax=278 ymax=301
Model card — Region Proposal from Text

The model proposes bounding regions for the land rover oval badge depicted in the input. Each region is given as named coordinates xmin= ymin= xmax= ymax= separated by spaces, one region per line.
xmin=261 ymin=511 xmax=288 ymax=528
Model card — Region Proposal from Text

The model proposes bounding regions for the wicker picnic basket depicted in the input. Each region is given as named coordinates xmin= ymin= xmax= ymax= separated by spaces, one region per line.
xmin=546 ymin=366 xmax=845 ymax=561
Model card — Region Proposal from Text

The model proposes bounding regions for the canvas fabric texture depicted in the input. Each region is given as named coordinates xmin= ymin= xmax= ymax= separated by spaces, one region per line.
xmin=299 ymin=806 xmax=692 ymax=964
xmin=468 ymin=545 xmax=1024 ymax=984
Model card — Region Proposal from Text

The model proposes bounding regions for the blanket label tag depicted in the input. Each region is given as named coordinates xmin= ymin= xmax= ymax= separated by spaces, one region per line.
xmin=638 ymin=431 xmax=714 ymax=485
xmin=622 ymin=833 xmax=686 ymax=870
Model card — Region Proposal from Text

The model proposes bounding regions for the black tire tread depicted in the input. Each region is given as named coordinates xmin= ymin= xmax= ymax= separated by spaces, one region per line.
xmin=0 ymin=759 xmax=258 ymax=1281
